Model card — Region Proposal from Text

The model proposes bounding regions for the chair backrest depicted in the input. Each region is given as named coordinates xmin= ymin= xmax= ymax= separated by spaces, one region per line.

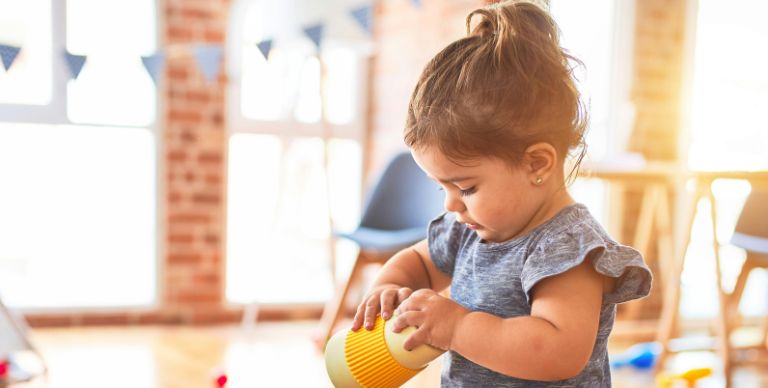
xmin=359 ymin=151 xmax=445 ymax=231
xmin=731 ymin=190 xmax=768 ymax=254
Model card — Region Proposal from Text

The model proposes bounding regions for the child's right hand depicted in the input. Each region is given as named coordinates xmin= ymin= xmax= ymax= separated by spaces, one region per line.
xmin=351 ymin=285 xmax=413 ymax=331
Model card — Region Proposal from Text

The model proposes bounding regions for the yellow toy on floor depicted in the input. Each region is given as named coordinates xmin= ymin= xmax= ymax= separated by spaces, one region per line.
xmin=324 ymin=315 xmax=444 ymax=387
xmin=656 ymin=367 xmax=713 ymax=388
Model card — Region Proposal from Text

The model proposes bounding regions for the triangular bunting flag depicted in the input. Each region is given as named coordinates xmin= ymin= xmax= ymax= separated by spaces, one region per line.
xmin=351 ymin=5 xmax=374 ymax=35
xmin=256 ymin=39 xmax=273 ymax=60
xmin=63 ymin=51 xmax=87 ymax=80
xmin=141 ymin=53 xmax=165 ymax=85
xmin=411 ymin=0 xmax=422 ymax=9
xmin=0 ymin=44 xmax=21 ymax=71
xmin=303 ymin=23 xmax=325 ymax=50
xmin=193 ymin=44 xmax=223 ymax=83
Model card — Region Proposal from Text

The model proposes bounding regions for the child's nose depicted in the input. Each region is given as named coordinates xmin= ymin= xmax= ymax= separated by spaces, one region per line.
xmin=443 ymin=191 xmax=465 ymax=213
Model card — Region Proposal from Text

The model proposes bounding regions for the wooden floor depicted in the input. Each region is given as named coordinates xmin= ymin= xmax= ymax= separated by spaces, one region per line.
xmin=9 ymin=322 xmax=768 ymax=388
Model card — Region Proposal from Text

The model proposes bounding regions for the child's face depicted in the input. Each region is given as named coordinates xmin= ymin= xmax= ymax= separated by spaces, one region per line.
xmin=412 ymin=147 xmax=547 ymax=243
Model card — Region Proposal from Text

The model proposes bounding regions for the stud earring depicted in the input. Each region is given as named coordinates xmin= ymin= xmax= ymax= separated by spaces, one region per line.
xmin=535 ymin=177 xmax=543 ymax=185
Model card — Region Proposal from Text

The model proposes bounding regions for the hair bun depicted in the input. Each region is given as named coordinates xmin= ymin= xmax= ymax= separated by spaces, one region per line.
xmin=467 ymin=9 xmax=497 ymax=39
xmin=492 ymin=0 xmax=550 ymax=13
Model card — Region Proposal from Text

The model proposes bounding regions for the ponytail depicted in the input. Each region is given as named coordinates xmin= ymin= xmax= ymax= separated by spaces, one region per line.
xmin=405 ymin=0 xmax=587 ymax=178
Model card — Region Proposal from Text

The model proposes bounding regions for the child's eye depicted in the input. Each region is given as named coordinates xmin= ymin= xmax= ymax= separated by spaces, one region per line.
xmin=458 ymin=186 xmax=476 ymax=197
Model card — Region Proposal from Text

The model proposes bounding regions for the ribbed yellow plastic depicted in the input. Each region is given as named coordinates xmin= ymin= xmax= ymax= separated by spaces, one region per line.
xmin=344 ymin=316 xmax=422 ymax=387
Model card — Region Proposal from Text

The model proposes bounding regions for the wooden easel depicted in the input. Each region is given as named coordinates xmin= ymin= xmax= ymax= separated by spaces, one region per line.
xmin=579 ymin=163 xmax=678 ymax=324
xmin=655 ymin=170 xmax=768 ymax=387
xmin=0 ymin=297 xmax=47 ymax=383
xmin=583 ymin=167 xmax=768 ymax=386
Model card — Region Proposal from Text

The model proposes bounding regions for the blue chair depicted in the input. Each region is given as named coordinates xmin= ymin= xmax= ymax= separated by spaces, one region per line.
xmin=316 ymin=151 xmax=445 ymax=346
xmin=726 ymin=190 xmax=768 ymax=349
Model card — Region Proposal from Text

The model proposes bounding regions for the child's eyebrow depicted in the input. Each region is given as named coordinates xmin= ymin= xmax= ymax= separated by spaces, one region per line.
xmin=434 ymin=176 xmax=475 ymax=184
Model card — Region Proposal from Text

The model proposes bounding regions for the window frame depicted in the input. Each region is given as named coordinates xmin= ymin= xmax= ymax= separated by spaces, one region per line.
xmin=0 ymin=0 xmax=162 ymax=129
xmin=0 ymin=0 xmax=164 ymax=313
xmin=0 ymin=0 xmax=67 ymax=123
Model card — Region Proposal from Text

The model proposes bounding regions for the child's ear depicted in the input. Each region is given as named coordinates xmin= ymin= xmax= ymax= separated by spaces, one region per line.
xmin=523 ymin=142 xmax=558 ymax=185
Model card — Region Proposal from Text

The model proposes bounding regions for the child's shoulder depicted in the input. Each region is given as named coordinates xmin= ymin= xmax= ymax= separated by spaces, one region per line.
xmin=529 ymin=203 xmax=638 ymax=265
xmin=523 ymin=203 xmax=652 ymax=305
xmin=530 ymin=203 xmax=610 ymax=245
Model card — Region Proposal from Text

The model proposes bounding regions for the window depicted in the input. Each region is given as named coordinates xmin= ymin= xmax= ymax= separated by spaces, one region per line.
xmin=226 ymin=135 xmax=361 ymax=304
xmin=687 ymin=1 xmax=768 ymax=171
xmin=0 ymin=0 xmax=158 ymax=309
xmin=680 ymin=0 xmax=768 ymax=319
xmin=550 ymin=0 xmax=636 ymax=227
xmin=226 ymin=0 xmax=368 ymax=304
xmin=0 ymin=124 xmax=156 ymax=308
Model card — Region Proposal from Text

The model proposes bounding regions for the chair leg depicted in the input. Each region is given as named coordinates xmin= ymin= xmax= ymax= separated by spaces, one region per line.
xmin=727 ymin=256 xmax=756 ymax=330
xmin=763 ymin=265 xmax=768 ymax=349
xmin=317 ymin=253 xmax=364 ymax=349
xmin=762 ymin=309 xmax=768 ymax=350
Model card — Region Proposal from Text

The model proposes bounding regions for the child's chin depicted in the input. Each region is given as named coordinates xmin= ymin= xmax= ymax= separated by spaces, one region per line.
xmin=476 ymin=231 xmax=498 ymax=242
xmin=478 ymin=230 xmax=516 ymax=243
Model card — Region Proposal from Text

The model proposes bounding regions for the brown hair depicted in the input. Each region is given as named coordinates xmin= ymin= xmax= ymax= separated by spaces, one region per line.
xmin=404 ymin=1 xmax=587 ymax=178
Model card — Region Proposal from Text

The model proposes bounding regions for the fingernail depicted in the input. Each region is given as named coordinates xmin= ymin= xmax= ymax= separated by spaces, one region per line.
xmin=382 ymin=312 xmax=390 ymax=319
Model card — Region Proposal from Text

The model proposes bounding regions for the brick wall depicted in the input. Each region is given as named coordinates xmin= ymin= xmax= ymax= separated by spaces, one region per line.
xmin=621 ymin=0 xmax=688 ymax=320
xmin=629 ymin=0 xmax=687 ymax=161
xmin=162 ymin=0 xmax=230 ymax=324
xmin=366 ymin=0 xmax=487 ymax=175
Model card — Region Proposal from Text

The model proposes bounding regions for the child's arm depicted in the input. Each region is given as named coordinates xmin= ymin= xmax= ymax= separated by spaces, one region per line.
xmin=392 ymin=259 xmax=604 ymax=381
xmin=351 ymin=239 xmax=451 ymax=331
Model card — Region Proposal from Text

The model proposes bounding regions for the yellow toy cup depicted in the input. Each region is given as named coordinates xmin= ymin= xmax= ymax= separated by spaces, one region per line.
xmin=324 ymin=316 xmax=444 ymax=388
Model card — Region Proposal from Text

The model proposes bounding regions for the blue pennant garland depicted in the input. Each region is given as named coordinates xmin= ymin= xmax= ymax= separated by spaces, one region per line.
xmin=303 ymin=23 xmax=325 ymax=50
xmin=411 ymin=0 xmax=422 ymax=9
xmin=256 ymin=39 xmax=273 ymax=60
xmin=351 ymin=5 xmax=373 ymax=36
xmin=193 ymin=44 xmax=223 ymax=83
xmin=63 ymin=51 xmax=87 ymax=80
xmin=0 ymin=44 xmax=21 ymax=71
xmin=141 ymin=52 xmax=165 ymax=85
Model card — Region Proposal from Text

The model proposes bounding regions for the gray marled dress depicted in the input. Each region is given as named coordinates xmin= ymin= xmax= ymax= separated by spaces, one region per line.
xmin=428 ymin=203 xmax=652 ymax=387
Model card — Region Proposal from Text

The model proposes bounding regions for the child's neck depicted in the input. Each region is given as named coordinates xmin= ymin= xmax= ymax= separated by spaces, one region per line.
xmin=520 ymin=186 xmax=575 ymax=238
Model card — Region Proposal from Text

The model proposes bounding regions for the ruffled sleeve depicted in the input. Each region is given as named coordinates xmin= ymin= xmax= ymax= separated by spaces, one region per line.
xmin=427 ymin=212 xmax=469 ymax=277
xmin=520 ymin=221 xmax=652 ymax=305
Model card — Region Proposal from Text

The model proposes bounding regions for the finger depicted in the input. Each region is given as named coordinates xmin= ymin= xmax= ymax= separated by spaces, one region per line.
xmin=393 ymin=298 xmax=409 ymax=317
xmin=395 ymin=287 xmax=413 ymax=308
xmin=410 ymin=288 xmax=435 ymax=301
xmin=380 ymin=289 xmax=397 ymax=320
xmin=403 ymin=328 xmax=428 ymax=352
xmin=395 ymin=295 xmax=423 ymax=316
xmin=351 ymin=302 xmax=367 ymax=331
xmin=363 ymin=298 xmax=380 ymax=330
xmin=390 ymin=311 xmax=418 ymax=333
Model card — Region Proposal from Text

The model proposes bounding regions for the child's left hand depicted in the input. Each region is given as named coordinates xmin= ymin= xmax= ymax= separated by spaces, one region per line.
xmin=391 ymin=289 xmax=470 ymax=351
